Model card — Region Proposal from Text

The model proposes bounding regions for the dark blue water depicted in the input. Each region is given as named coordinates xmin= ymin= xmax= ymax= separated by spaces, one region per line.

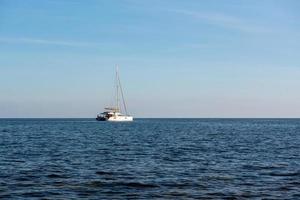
xmin=0 ymin=119 xmax=300 ymax=199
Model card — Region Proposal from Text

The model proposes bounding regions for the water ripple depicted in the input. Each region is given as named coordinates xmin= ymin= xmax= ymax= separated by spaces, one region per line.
xmin=0 ymin=118 xmax=300 ymax=199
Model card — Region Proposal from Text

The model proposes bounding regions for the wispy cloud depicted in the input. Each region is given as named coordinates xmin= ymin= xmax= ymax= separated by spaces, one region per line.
xmin=123 ymin=1 xmax=271 ymax=34
xmin=0 ymin=37 xmax=97 ymax=47
xmin=170 ymin=9 xmax=269 ymax=34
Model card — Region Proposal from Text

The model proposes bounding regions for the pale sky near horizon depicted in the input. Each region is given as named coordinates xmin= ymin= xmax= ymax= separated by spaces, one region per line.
xmin=1 ymin=0 xmax=300 ymax=118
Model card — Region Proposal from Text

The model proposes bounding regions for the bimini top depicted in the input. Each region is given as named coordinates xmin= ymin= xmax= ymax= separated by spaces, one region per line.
xmin=105 ymin=107 xmax=120 ymax=112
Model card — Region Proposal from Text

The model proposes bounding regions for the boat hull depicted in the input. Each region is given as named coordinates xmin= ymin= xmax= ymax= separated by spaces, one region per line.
xmin=107 ymin=116 xmax=133 ymax=122
xmin=96 ymin=115 xmax=133 ymax=122
xmin=96 ymin=116 xmax=106 ymax=121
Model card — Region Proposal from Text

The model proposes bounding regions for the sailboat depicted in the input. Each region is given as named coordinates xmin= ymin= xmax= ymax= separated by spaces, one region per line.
xmin=96 ymin=66 xmax=133 ymax=122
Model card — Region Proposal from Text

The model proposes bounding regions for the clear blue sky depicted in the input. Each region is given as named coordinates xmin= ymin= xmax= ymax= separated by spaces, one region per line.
xmin=1 ymin=0 xmax=300 ymax=118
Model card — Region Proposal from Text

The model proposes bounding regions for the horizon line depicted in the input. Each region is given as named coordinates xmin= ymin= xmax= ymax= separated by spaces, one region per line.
xmin=1 ymin=117 xmax=300 ymax=119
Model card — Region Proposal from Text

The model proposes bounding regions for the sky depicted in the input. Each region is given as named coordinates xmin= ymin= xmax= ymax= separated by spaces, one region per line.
xmin=0 ymin=0 xmax=300 ymax=118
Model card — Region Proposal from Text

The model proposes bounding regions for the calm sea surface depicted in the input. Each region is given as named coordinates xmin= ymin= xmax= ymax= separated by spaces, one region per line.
xmin=0 ymin=118 xmax=300 ymax=199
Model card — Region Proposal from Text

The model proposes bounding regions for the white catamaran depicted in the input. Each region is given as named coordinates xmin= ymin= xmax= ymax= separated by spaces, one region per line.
xmin=96 ymin=66 xmax=133 ymax=122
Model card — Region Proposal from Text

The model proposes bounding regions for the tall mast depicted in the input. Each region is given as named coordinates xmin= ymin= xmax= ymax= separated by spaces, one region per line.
xmin=115 ymin=65 xmax=120 ymax=112
xmin=117 ymin=67 xmax=129 ymax=115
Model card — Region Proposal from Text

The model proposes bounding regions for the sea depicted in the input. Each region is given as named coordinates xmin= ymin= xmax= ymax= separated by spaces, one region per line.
xmin=0 ymin=118 xmax=299 ymax=199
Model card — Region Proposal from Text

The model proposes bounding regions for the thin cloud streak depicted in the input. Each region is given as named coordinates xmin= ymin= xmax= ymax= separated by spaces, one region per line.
xmin=0 ymin=37 xmax=98 ymax=47
xmin=170 ymin=9 xmax=270 ymax=34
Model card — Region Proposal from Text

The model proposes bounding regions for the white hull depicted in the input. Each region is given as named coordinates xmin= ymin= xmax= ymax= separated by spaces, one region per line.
xmin=107 ymin=116 xmax=133 ymax=122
